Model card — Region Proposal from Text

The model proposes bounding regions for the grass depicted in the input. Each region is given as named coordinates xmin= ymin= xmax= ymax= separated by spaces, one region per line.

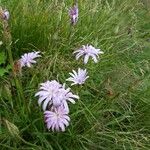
xmin=0 ymin=0 xmax=150 ymax=149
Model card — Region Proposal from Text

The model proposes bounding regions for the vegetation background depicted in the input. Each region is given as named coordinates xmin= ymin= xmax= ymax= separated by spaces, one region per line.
xmin=0 ymin=0 xmax=150 ymax=149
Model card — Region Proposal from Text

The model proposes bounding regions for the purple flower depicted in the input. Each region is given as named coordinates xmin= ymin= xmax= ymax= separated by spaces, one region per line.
xmin=44 ymin=105 xmax=70 ymax=132
xmin=3 ymin=9 xmax=10 ymax=20
xmin=66 ymin=68 xmax=89 ymax=85
xmin=69 ymin=4 xmax=78 ymax=25
xmin=20 ymin=51 xmax=41 ymax=68
xmin=73 ymin=44 xmax=104 ymax=64
xmin=35 ymin=80 xmax=62 ymax=111
xmin=35 ymin=81 xmax=79 ymax=111
xmin=62 ymin=84 xmax=79 ymax=103
xmin=53 ymin=84 xmax=79 ymax=112
xmin=0 ymin=8 xmax=9 ymax=20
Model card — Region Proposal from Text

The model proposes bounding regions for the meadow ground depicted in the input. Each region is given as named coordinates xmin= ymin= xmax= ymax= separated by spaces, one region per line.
xmin=0 ymin=0 xmax=150 ymax=149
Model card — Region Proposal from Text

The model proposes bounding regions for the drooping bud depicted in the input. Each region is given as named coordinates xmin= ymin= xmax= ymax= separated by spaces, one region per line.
xmin=69 ymin=4 xmax=78 ymax=25
xmin=0 ymin=7 xmax=10 ymax=20
xmin=13 ymin=60 xmax=22 ymax=76
xmin=3 ymin=9 xmax=10 ymax=20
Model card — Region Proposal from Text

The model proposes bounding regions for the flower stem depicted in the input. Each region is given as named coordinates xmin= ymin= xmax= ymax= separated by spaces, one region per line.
xmin=3 ymin=20 xmax=28 ymax=113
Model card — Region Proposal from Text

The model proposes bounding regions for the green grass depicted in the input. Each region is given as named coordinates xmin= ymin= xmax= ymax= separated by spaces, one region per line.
xmin=0 ymin=0 xmax=150 ymax=149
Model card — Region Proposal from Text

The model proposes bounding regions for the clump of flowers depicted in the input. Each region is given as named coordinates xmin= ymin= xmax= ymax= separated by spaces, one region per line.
xmin=66 ymin=68 xmax=89 ymax=85
xmin=3 ymin=1 xmax=104 ymax=133
xmin=35 ymin=80 xmax=79 ymax=131
xmin=19 ymin=51 xmax=41 ymax=68
xmin=35 ymin=80 xmax=79 ymax=111
xmin=73 ymin=44 xmax=104 ymax=64
xmin=0 ymin=3 xmax=105 ymax=134
xmin=34 ymin=43 xmax=104 ymax=132
xmin=69 ymin=4 xmax=79 ymax=25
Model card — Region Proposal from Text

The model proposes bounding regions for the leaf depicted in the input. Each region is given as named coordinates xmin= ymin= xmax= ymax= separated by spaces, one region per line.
xmin=0 ymin=68 xmax=7 ymax=76
xmin=4 ymin=119 xmax=20 ymax=138
xmin=0 ymin=52 xmax=6 ymax=65
xmin=0 ymin=65 xmax=11 ymax=76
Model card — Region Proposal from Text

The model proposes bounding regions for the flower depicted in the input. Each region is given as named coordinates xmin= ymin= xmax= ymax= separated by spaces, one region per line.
xmin=35 ymin=81 xmax=79 ymax=111
xmin=3 ymin=9 xmax=10 ymax=20
xmin=44 ymin=105 xmax=70 ymax=132
xmin=69 ymin=4 xmax=78 ymax=25
xmin=52 ymin=84 xmax=79 ymax=109
xmin=19 ymin=51 xmax=41 ymax=68
xmin=73 ymin=44 xmax=104 ymax=64
xmin=35 ymin=80 xmax=62 ymax=111
xmin=66 ymin=68 xmax=89 ymax=85
xmin=0 ymin=8 xmax=9 ymax=20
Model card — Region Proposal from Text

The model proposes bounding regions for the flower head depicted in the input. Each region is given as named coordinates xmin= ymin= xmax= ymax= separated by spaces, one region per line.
xmin=3 ymin=9 xmax=10 ymax=20
xmin=19 ymin=51 xmax=41 ymax=68
xmin=35 ymin=80 xmax=62 ymax=111
xmin=35 ymin=81 xmax=79 ymax=111
xmin=0 ymin=8 xmax=9 ymax=20
xmin=69 ymin=4 xmax=78 ymax=25
xmin=73 ymin=44 xmax=104 ymax=64
xmin=44 ymin=105 xmax=70 ymax=132
xmin=66 ymin=68 xmax=89 ymax=85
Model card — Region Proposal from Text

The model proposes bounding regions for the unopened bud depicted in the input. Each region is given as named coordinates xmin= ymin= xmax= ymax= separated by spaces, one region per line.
xmin=3 ymin=9 xmax=10 ymax=20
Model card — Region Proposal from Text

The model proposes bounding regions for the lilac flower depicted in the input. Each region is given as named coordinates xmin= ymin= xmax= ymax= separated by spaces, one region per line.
xmin=69 ymin=4 xmax=78 ymax=25
xmin=35 ymin=80 xmax=62 ymax=111
xmin=35 ymin=81 xmax=79 ymax=111
xmin=19 ymin=51 xmax=41 ymax=68
xmin=3 ymin=9 xmax=10 ymax=20
xmin=53 ymin=84 xmax=79 ymax=103
xmin=44 ymin=105 xmax=70 ymax=132
xmin=0 ymin=8 xmax=9 ymax=20
xmin=66 ymin=68 xmax=89 ymax=85
xmin=73 ymin=44 xmax=104 ymax=64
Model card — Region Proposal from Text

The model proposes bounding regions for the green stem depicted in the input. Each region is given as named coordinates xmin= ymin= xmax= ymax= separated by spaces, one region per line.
xmin=4 ymin=21 xmax=28 ymax=113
